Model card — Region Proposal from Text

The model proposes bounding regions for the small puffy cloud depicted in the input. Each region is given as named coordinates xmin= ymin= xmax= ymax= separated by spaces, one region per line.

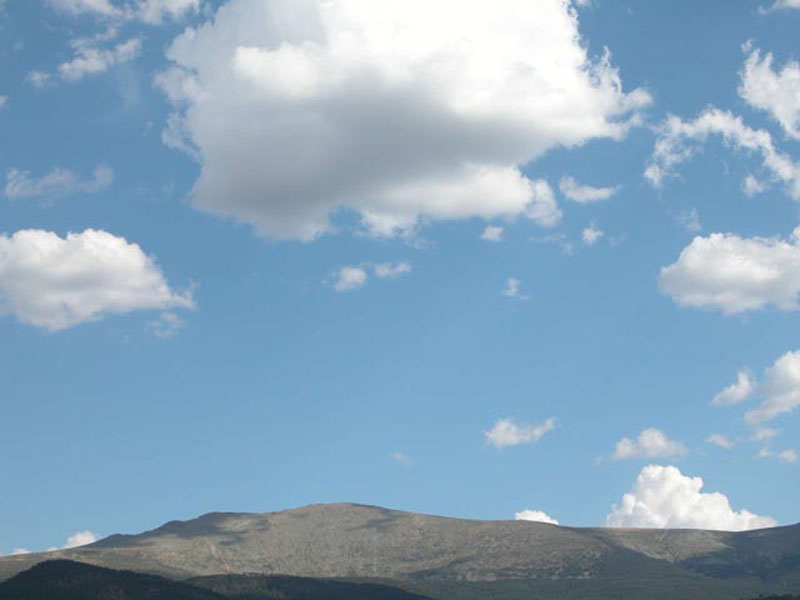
xmin=707 ymin=434 xmax=736 ymax=449
xmin=58 ymin=37 xmax=141 ymax=82
xmin=743 ymin=174 xmax=767 ymax=197
xmin=645 ymin=108 xmax=800 ymax=200
xmin=612 ymin=428 xmax=688 ymax=460
xmin=559 ymin=176 xmax=619 ymax=204
xmin=740 ymin=48 xmax=800 ymax=139
xmin=605 ymin=464 xmax=777 ymax=531
xmin=515 ymin=509 xmax=559 ymax=525
xmin=678 ymin=207 xmax=702 ymax=233
xmin=746 ymin=350 xmax=800 ymax=425
xmin=0 ymin=229 xmax=193 ymax=331
xmin=582 ymin=222 xmax=604 ymax=245
xmin=332 ymin=266 xmax=368 ymax=292
xmin=5 ymin=165 xmax=113 ymax=200
xmin=8 ymin=531 xmax=99 ymax=556
xmin=0 ymin=95 xmax=7 ymax=109
xmin=388 ymin=451 xmax=411 ymax=467
xmin=373 ymin=262 xmax=411 ymax=279
xmin=757 ymin=447 xmax=798 ymax=463
xmin=713 ymin=370 xmax=755 ymax=406
xmin=659 ymin=230 xmax=800 ymax=315
xmin=502 ymin=278 xmax=528 ymax=300
xmin=63 ymin=531 xmax=99 ymax=549
xmin=481 ymin=225 xmax=504 ymax=242
xmin=157 ymin=0 xmax=648 ymax=240
xmin=485 ymin=417 xmax=555 ymax=449
xmin=330 ymin=261 xmax=410 ymax=291
xmin=45 ymin=530 xmax=100 ymax=552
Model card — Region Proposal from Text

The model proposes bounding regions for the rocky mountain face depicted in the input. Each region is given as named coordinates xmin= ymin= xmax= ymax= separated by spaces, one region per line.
xmin=1 ymin=503 xmax=799 ymax=600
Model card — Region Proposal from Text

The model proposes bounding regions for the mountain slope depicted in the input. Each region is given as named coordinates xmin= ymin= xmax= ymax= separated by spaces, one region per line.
xmin=1 ymin=503 xmax=798 ymax=600
xmin=0 ymin=560 xmax=434 ymax=600
xmin=0 ymin=560 xmax=223 ymax=600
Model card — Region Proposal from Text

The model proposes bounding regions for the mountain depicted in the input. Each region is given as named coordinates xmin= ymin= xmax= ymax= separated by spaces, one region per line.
xmin=0 ymin=560 xmax=433 ymax=600
xmin=1 ymin=503 xmax=799 ymax=600
xmin=0 ymin=560 xmax=223 ymax=600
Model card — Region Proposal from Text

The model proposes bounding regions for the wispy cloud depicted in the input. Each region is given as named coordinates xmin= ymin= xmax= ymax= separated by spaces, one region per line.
xmin=5 ymin=164 xmax=113 ymax=201
xmin=502 ymin=278 xmax=529 ymax=300
xmin=485 ymin=417 xmax=556 ymax=449
xmin=559 ymin=176 xmax=619 ymax=204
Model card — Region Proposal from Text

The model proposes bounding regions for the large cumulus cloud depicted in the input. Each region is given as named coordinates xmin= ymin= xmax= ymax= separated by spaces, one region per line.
xmin=158 ymin=0 xmax=650 ymax=240
xmin=606 ymin=465 xmax=776 ymax=531
xmin=0 ymin=229 xmax=192 ymax=331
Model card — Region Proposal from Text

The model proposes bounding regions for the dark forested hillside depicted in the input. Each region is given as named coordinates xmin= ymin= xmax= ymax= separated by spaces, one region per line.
xmin=0 ymin=560 xmax=223 ymax=600
xmin=0 ymin=561 xmax=434 ymax=600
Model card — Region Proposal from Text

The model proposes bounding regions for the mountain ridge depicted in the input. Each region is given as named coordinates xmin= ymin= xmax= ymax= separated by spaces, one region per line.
xmin=2 ymin=503 xmax=799 ymax=600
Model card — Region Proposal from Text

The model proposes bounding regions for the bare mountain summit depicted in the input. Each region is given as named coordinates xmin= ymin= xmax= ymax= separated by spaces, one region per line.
xmin=2 ymin=503 xmax=799 ymax=600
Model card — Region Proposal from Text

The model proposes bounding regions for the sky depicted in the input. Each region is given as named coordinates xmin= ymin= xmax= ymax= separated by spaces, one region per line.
xmin=1 ymin=0 xmax=800 ymax=554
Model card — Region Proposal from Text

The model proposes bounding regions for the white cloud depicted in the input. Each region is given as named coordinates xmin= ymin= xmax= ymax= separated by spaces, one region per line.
xmin=47 ymin=0 xmax=121 ymax=17
xmin=767 ymin=0 xmax=800 ymax=8
xmin=0 ymin=229 xmax=193 ymax=331
xmin=330 ymin=262 xmax=411 ymax=291
xmin=58 ymin=37 xmax=141 ymax=82
xmin=5 ymin=165 xmax=113 ymax=200
xmin=740 ymin=48 xmax=800 ymax=140
xmin=645 ymin=108 xmax=800 ymax=200
xmin=0 ymin=95 xmax=7 ymax=109
xmin=481 ymin=225 xmax=504 ymax=242
xmin=678 ymin=207 xmax=702 ymax=233
xmin=659 ymin=230 xmax=800 ymax=314
xmin=46 ymin=0 xmax=199 ymax=23
xmin=146 ymin=311 xmax=187 ymax=338
xmin=388 ymin=451 xmax=411 ymax=466
xmin=743 ymin=174 xmax=767 ymax=197
xmin=559 ymin=176 xmax=619 ymax=204
xmin=157 ymin=0 xmax=649 ymax=240
xmin=135 ymin=0 xmax=201 ymax=24
xmin=713 ymin=370 xmax=755 ymax=406
xmin=27 ymin=71 xmax=52 ymax=89
xmin=611 ymin=428 xmax=688 ymax=460
xmin=502 ymin=277 xmax=528 ymax=300
xmin=582 ymin=222 xmax=604 ymax=245
xmin=515 ymin=509 xmax=559 ymax=525
xmin=746 ymin=350 xmax=800 ymax=425
xmin=45 ymin=530 xmax=101 ymax=552
xmin=752 ymin=427 xmax=779 ymax=441
xmin=707 ymin=434 xmax=736 ymax=449
xmin=373 ymin=262 xmax=411 ymax=279
xmin=757 ymin=447 xmax=798 ymax=463
xmin=485 ymin=417 xmax=555 ymax=449
xmin=332 ymin=266 xmax=368 ymax=292
xmin=63 ymin=531 xmax=99 ymax=549
xmin=7 ymin=531 xmax=99 ymax=556
xmin=605 ymin=464 xmax=777 ymax=531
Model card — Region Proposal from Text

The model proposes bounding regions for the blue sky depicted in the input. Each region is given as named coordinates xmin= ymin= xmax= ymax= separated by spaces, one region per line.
xmin=1 ymin=0 xmax=800 ymax=553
